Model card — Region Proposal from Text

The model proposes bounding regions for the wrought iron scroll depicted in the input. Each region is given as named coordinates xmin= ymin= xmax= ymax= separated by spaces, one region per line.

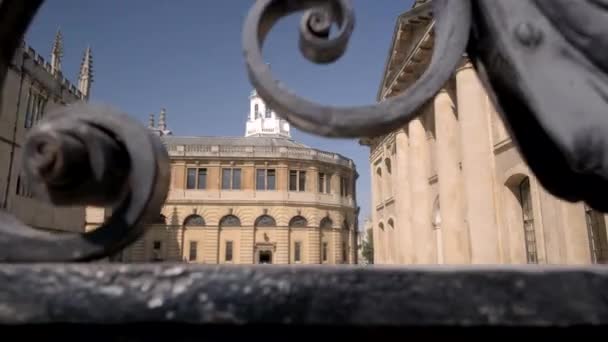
xmin=243 ymin=0 xmax=608 ymax=213
xmin=0 ymin=0 xmax=170 ymax=261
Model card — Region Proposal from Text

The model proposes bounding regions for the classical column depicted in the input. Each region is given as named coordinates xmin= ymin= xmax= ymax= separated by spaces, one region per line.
xmin=408 ymin=115 xmax=435 ymax=264
xmin=456 ymin=61 xmax=500 ymax=263
xmin=434 ymin=89 xmax=470 ymax=264
xmin=394 ymin=127 xmax=413 ymax=263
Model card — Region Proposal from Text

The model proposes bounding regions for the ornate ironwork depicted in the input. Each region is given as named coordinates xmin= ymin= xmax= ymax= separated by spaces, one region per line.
xmin=243 ymin=0 xmax=608 ymax=213
xmin=0 ymin=0 xmax=170 ymax=262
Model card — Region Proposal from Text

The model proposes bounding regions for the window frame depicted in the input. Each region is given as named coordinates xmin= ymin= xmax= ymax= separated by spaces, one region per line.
xmin=189 ymin=241 xmax=198 ymax=261
xmin=289 ymin=169 xmax=306 ymax=192
xmin=225 ymin=240 xmax=234 ymax=262
xmin=294 ymin=241 xmax=302 ymax=263
xmin=222 ymin=168 xmax=242 ymax=190
xmin=256 ymin=168 xmax=276 ymax=191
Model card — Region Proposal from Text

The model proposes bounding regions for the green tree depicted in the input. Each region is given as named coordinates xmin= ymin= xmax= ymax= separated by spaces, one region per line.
xmin=361 ymin=229 xmax=374 ymax=264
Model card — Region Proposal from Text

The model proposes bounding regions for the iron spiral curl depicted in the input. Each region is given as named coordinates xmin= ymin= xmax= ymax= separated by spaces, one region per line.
xmin=242 ymin=0 xmax=472 ymax=138
xmin=0 ymin=0 xmax=170 ymax=261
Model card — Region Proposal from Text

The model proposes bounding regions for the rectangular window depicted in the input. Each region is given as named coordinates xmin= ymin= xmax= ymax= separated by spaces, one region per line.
xmin=232 ymin=168 xmax=241 ymax=190
xmin=256 ymin=169 xmax=276 ymax=191
xmin=318 ymin=173 xmax=331 ymax=194
xmin=267 ymin=169 xmax=276 ymax=190
xmin=256 ymin=169 xmax=265 ymax=190
xmin=340 ymin=176 xmax=349 ymax=197
xmin=342 ymin=242 xmax=348 ymax=263
xmin=289 ymin=171 xmax=297 ymax=191
xmin=322 ymin=242 xmax=328 ymax=262
xmin=294 ymin=241 xmax=302 ymax=263
xmin=186 ymin=168 xmax=196 ymax=189
xmin=299 ymin=171 xmax=306 ymax=192
xmin=24 ymin=89 xmax=47 ymax=129
xmin=225 ymin=241 xmax=233 ymax=262
xmin=318 ymin=173 xmax=325 ymax=193
xmin=197 ymin=168 xmax=207 ymax=189
xmin=290 ymin=170 xmax=306 ymax=192
xmin=222 ymin=168 xmax=241 ymax=190
xmin=189 ymin=241 xmax=198 ymax=261
xmin=222 ymin=169 xmax=231 ymax=190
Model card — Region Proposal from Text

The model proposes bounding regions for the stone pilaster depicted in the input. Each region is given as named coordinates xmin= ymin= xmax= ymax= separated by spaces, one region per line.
xmin=394 ymin=128 xmax=413 ymax=264
xmin=433 ymin=89 xmax=470 ymax=264
xmin=456 ymin=62 xmax=500 ymax=263
xmin=408 ymin=115 xmax=435 ymax=264
xmin=239 ymin=226 xmax=254 ymax=264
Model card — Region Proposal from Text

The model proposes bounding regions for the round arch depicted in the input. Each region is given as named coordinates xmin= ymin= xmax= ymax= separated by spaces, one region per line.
xmin=219 ymin=214 xmax=241 ymax=227
xmin=289 ymin=215 xmax=308 ymax=228
xmin=183 ymin=214 xmax=205 ymax=226
xmin=255 ymin=214 xmax=277 ymax=227
xmin=320 ymin=217 xmax=333 ymax=229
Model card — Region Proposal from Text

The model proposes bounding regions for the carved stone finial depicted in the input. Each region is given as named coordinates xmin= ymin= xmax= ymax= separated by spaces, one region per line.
xmin=78 ymin=46 xmax=93 ymax=99
xmin=51 ymin=28 xmax=63 ymax=75
xmin=148 ymin=113 xmax=155 ymax=129
xmin=158 ymin=108 xmax=167 ymax=131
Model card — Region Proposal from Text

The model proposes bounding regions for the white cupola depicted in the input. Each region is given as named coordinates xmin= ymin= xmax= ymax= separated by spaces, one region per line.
xmin=245 ymin=89 xmax=291 ymax=138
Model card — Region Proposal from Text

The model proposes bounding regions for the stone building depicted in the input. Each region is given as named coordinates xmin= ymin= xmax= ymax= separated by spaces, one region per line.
xmin=0 ymin=30 xmax=91 ymax=232
xmin=89 ymin=90 xmax=359 ymax=264
xmin=361 ymin=0 xmax=608 ymax=265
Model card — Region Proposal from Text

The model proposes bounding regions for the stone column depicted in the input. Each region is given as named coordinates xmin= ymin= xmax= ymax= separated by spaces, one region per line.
xmin=434 ymin=89 xmax=470 ymax=264
xmin=408 ymin=115 xmax=435 ymax=264
xmin=456 ymin=62 xmax=500 ymax=263
xmin=394 ymin=128 xmax=413 ymax=263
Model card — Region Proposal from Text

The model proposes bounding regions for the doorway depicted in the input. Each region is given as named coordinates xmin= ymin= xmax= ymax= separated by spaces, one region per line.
xmin=258 ymin=250 xmax=272 ymax=264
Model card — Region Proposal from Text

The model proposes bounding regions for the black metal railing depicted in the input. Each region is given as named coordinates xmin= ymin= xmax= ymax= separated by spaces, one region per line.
xmin=0 ymin=0 xmax=607 ymax=333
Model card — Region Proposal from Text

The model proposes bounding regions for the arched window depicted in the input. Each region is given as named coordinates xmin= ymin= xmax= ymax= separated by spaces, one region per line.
xmin=519 ymin=178 xmax=538 ymax=264
xmin=289 ymin=216 xmax=308 ymax=228
xmin=265 ymin=106 xmax=272 ymax=118
xmin=254 ymin=104 xmax=259 ymax=119
xmin=183 ymin=214 xmax=205 ymax=226
xmin=255 ymin=215 xmax=277 ymax=227
xmin=320 ymin=217 xmax=333 ymax=229
xmin=220 ymin=215 xmax=241 ymax=227
xmin=388 ymin=218 xmax=395 ymax=230
xmin=584 ymin=204 xmax=608 ymax=264
xmin=379 ymin=222 xmax=385 ymax=231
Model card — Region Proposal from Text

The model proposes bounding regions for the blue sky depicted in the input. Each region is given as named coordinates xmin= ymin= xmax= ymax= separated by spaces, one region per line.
xmin=25 ymin=0 xmax=413 ymax=227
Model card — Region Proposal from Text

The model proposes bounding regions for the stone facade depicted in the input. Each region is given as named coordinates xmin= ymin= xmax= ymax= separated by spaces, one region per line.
xmin=361 ymin=1 xmax=608 ymax=265
xmin=0 ymin=33 xmax=91 ymax=232
xmin=88 ymin=95 xmax=359 ymax=265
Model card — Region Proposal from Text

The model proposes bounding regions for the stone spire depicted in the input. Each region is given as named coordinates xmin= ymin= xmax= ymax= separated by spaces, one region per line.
xmin=158 ymin=108 xmax=167 ymax=131
xmin=50 ymin=28 xmax=63 ymax=75
xmin=148 ymin=113 xmax=155 ymax=129
xmin=78 ymin=46 xmax=93 ymax=99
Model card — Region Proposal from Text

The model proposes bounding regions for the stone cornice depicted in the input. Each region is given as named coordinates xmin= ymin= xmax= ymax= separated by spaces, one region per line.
xmin=166 ymin=144 xmax=355 ymax=170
